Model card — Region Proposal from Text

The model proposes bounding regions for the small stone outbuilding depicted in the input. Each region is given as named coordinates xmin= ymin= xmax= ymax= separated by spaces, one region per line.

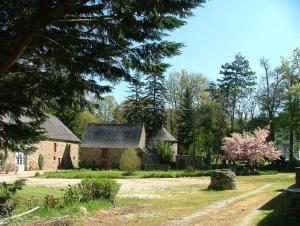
xmin=2 ymin=116 xmax=80 ymax=171
xmin=147 ymin=126 xmax=177 ymax=162
xmin=80 ymin=124 xmax=155 ymax=169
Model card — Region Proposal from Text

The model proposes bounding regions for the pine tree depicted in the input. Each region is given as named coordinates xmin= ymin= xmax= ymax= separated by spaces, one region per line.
xmin=144 ymin=70 xmax=167 ymax=136
xmin=124 ymin=74 xmax=145 ymax=123
xmin=177 ymin=87 xmax=194 ymax=155
xmin=217 ymin=53 xmax=256 ymax=132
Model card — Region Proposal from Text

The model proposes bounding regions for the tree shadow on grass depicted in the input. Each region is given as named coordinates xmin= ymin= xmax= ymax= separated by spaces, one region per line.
xmin=256 ymin=186 xmax=300 ymax=226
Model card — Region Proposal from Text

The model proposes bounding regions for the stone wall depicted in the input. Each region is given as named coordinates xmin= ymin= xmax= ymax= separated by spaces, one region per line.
xmin=208 ymin=170 xmax=236 ymax=190
xmin=80 ymin=148 xmax=124 ymax=169
xmin=3 ymin=140 xmax=79 ymax=171
xmin=80 ymin=147 xmax=154 ymax=169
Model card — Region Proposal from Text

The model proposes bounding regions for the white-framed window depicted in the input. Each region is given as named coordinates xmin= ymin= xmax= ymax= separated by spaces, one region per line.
xmin=16 ymin=153 xmax=24 ymax=165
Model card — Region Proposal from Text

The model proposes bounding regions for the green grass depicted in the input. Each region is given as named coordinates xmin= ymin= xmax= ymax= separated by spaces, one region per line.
xmin=38 ymin=168 xmax=278 ymax=179
xmin=8 ymin=185 xmax=111 ymax=224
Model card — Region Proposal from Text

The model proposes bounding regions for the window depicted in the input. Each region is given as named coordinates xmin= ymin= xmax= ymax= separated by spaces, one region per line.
xmin=54 ymin=143 xmax=57 ymax=152
xmin=54 ymin=156 xmax=56 ymax=160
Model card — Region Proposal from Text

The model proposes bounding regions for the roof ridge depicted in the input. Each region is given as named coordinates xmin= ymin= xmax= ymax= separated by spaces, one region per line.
xmin=87 ymin=123 xmax=144 ymax=126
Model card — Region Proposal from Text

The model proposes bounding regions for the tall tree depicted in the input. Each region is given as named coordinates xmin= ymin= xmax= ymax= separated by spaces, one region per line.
xmin=177 ymin=87 xmax=194 ymax=155
xmin=144 ymin=70 xmax=167 ymax=136
xmin=217 ymin=53 xmax=256 ymax=132
xmin=279 ymin=48 xmax=300 ymax=160
xmin=257 ymin=57 xmax=284 ymax=141
xmin=0 ymin=0 xmax=205 ymax=152
xmin=123 ymin=74 xmax=145 ymax=123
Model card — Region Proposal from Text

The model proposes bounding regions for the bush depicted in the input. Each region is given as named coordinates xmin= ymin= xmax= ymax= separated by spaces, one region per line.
xmin=62 ymin=185 xmax=82 ymax=204
xmin=4 ymin=162 xmax=15 ymax=174
xmin=44 ymin=195 xmax=60 ymax=208
xmin=80 ymin=178 xmax=120 ymax=202
xmin=38 ymin=154 xmax=44 ymax=170
xmin=153 ymin=140 xmax=174 ymax=163
xmin=119 ymin=148 xmax=140 ymax=172
xmin=0 ymin=179 xmax=26 ymax=217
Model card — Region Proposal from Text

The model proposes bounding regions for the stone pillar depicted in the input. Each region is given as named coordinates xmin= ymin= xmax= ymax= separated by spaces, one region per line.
xmin=296 ymin=167 xmax=300 ymax=188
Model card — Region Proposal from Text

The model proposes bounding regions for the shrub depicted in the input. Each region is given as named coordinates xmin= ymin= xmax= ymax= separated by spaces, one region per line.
xmin=44 ymin=195 xmax=60 ymax=208
xmin=80 ymin=178 xmax=120 ymax=202
xmin=38 ymin=154 xmax=44 ymax=170
xmin=153 ymin=140 xmax=174 ymax=163
xmin=34 ymin=172 xmax=40 ymax=177
xmin=4 ymin=162 xmax=15 ymax=174
xmin=62 ymin=185 xmax=82 ymax=204
xmin=0 ymin=179 xmax=26 ymax=217
xmin=119 ymin=148 xmax=140 ymax=172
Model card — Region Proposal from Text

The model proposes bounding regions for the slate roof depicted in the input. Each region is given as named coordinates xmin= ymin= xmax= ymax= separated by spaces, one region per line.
xmin=42 ymin=116 xmax=80 ymax=143
xmin=149 ymin=127 xmax=177 ymax=142
xmin=81 ymin=123 xmax=144 ymax=148
xmin=2 ymin=115 xmax=80 ymax=143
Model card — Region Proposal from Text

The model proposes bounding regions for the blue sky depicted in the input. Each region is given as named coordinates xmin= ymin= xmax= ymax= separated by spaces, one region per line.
xmin=111 ymin=0 xmax=300 ymax=103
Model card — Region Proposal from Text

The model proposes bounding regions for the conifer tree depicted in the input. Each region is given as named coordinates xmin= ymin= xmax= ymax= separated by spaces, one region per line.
xmin=217 ymin=53 xmax=256 ymax=132
xmin=177 ymin=87 xmax=194 ymax=155
xmin=144 ymin=70 xmax=167 ymax=136
xmin=124 ymin=74 xmax=145 ymax=123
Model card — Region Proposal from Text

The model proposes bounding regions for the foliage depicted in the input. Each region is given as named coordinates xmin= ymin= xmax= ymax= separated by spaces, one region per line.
xmin=124 ymin=74 xmax=146 ymax=124
xmin=197 ymin=99 xmax=229 ymax=164
xmin=153 ymin=141 xmax=174 ymax=163
xmin=177 ymin=87 xmax=194 ymax=155
xmin=0 ymin=0 xmax=205 ymax=153
xmin=43 ymin=195 xmax=61 ymax=209
xmin=217 ymin=53 xmax=256 ymax=132
xmin=38 ymin=154 xmax=44 ymax=170
xmin=72 ymin=111 xmax=98 ymax=139
xmin=144 ymin=72 xmax=167 ymax=136
xmin=80 ymin=178 xmax=121 ymax=202
xmin=223 ymin=129 xmax=281 ymax=167
xmin=89 ymin=96 xmax=118 ymax=122
xmin=4 ymin=162 xmax=15 ymax=174
xmin=62 ymin=185 xmax=82 ymax=204
xmin=119 ymin=149 xmax=141 ymax=172
xmin=0 ymin=179 xmax=26 ymax=217
xmin=256 ymin=57 xmax=284 ymax=141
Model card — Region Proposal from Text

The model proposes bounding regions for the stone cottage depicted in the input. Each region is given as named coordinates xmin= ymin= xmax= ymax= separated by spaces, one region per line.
xmin=80 ymin=124 xmax=177 ymax=169
xmin=2 ymin=116 xmax=80 ymax=171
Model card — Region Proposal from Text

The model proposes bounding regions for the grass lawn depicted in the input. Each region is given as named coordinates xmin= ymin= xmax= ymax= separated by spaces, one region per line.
xmin=107 ymin=173 xmax=294 ymax=225
xmin=7 ymin=185 xmax=111 ymax=225
xmin=5 ymin=173 xmax=294 ymax=225
xmin=38 ymin=168 xmax=278 ymax=179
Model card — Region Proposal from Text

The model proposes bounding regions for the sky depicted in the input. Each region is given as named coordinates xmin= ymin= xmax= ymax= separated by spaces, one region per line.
xmin=111 ymin=0 xmax=300 ymax=103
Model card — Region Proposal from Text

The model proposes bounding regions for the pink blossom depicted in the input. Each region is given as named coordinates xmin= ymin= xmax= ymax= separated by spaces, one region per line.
xmin=222 ymin=129 xmax=281 ymax=166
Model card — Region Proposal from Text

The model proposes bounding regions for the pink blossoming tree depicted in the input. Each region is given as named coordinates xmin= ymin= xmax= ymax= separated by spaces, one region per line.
xmin=222 ymin=129 xmax=281 ymax=167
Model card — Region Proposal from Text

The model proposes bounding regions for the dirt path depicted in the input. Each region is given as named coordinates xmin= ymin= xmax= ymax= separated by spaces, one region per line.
xmin=163 ymin=176 xmax=292 ymax=226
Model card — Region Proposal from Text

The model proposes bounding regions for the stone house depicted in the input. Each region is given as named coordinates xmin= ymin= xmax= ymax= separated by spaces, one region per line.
xmin=2 ymin=116 xmax=80 ymax=171
xmin=80 ymin=124 xmax=177 ymax=169
xmin=80 ymin=124 xmax=152 ymax=169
